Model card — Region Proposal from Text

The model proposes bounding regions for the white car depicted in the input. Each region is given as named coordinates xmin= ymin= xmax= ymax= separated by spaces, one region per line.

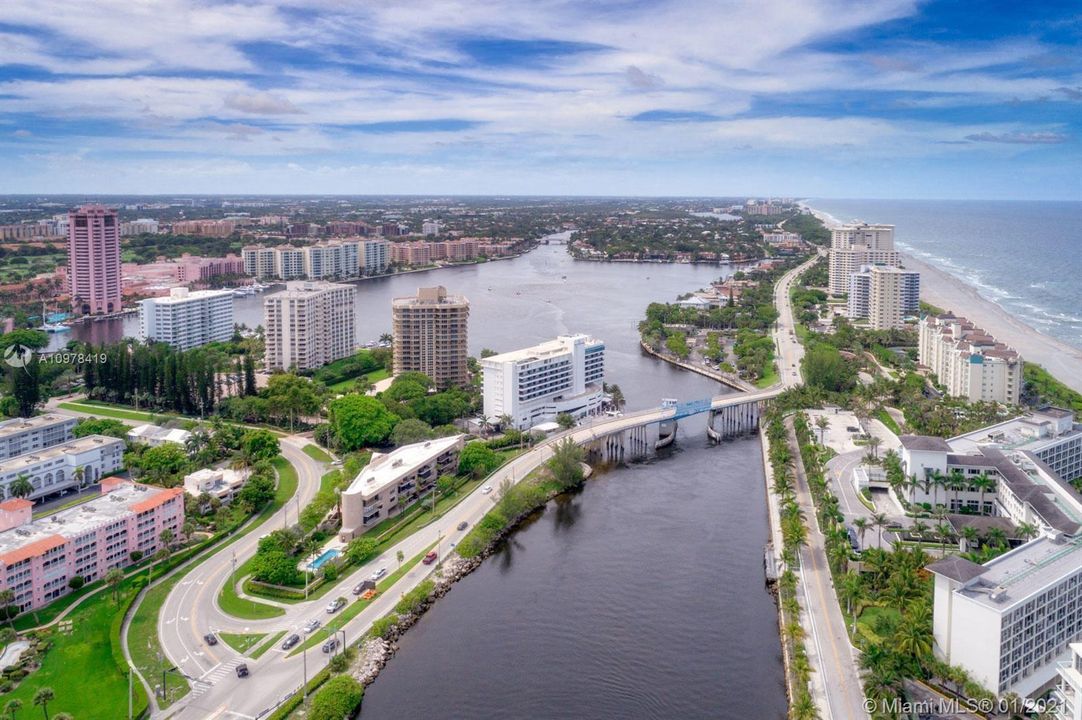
xmin=303 ymin=619 xmax=321 ymax=633
xmin=371 ymin=567 xmax=387 ymax=581
xmin=481 ymin=485 xmax=493 ymax=495
xmin=325 ymin=598 xmax=346 ymax=614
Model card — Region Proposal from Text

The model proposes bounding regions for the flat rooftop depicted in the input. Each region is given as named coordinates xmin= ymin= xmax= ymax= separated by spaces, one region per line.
xmin=0 ymin=414 xmax=75 ymax=438
xmin=0 ymin=435 xmax=123 ymax=474
xmin=0 ymin=482 xmax=181 ymax=564
xmin=142 ymin=289 xmax=233 ymax=305
xmin=484 ymin=334 xmax=601 ymax=365
xmin=344 ymin=435 xmax=463 ymax=500
xmin=951 ymin=415 xmax=1081 ymax=455
xmin=951 ymin=535 xmax=1082 ymax=612
xmin=268 ymin=281 xmax=354 ymax=299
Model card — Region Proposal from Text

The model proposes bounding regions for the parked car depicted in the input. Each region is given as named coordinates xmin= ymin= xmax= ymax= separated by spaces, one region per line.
xmin=321 ymin=637 xmax=339 ymax=654
xmin=457 ymin=521 xmax=468 ymax=531
xmin=422 ymin=551 xmax=438 ymax=565
xmin=481 ymin=485 xmax=493 ymax=495
xmin=371 ymin=567 xmax=387 ymax=581
xmin=235 ymin=664 xmax=249 ymax=678
xmin=303 ymin=619 xmax=321 ymax=633
xmin=326 ymin=597 xmax=347 ymax=614
xmin=281 ymin=633 xmax=300 ymax=650
xmin=846 ymin=526 xmax=860 ymax=551
xmin=204 ymin=633 xmax=218 ymax=646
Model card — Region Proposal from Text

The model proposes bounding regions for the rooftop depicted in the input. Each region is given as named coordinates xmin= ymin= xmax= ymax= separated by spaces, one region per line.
xmin=482 ymin=334 xmax=602 ymax=366
xmin=344 ymin=435 xmax=463 ymax=500
xmin=0 ymin=435 xmax=123 ymax=474
xmin=267 ymin=280 xmax=354 ymax=299
xmin=950 ymin=410 xmax=1080 ymax=455
xmin=0 ymin=482 xmax=183 ymax=564
xmin=900 ymin=435 xmax=953 ymax=452
xmin=946 ymin=535 xmax=1082 ymax=612
xmin=141 ymin=287 xmax=233 ymax=305
xmin=0 ymin=414 xmax=75 ymax=439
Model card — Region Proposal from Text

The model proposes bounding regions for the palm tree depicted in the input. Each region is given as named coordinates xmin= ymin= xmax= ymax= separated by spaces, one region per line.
xmin=911 ymin=520 xmax=929 ymax=541
xmin=948 ymin=470 xmax=967 ymax=512
xmin=72 ymin=466 xmax=86 ymax=489
xmin=1016 ymin=522 xmax=1039 ymax=542
xmin=379 ymin=333 xmax=393 ymax=345
xmin=0 ymin=589 xmax=14 ymax=628
xmin=871 ymin=512 xmax=888 ymax=548
xmin=33 ymin=687 xmax=54 ymax=720
xmin=105 ymin=567 xmax=125 ymax=604
xmin=396 ymin=549 xmax=404 ymax=569
xmin=867 ymin=434 xmax=882 ymax=459
xmin=935 ymin=522 xmax=953 ymax=555
xmin=974 ymin=472 xmax=996 ymax=515
xmin=985 ymin=527 xmax=1008 ymax=550
xmin=791 ymin=691 xmax=817 ymax=720
xmin=852 ymin=517 xmax=870 ymax=548
xmin=960 ymin=525 xmax=980 ymax=552
xmin=10 ymin=474 xmax=33 ymax=499
xmin=929 ymin=469 xmax=945 ymax=508
xmin=815 ymin=415 xmax=830 ymax=444
xmin=4 ymin=698 xmax=23 ymax=720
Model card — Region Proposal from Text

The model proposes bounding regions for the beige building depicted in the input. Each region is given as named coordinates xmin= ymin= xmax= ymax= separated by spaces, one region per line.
xmin=848 ymin=264 xmax=920 ymax=330
xmin=919 ymin=313 xmax=1023 ymax=404
xmin=392 ymin=286 xmax=470 ymax=388
xmin=828 ymin=222 xmax=898 ymax=294
xmin=264 ymin=281 xmax=356 ymax=371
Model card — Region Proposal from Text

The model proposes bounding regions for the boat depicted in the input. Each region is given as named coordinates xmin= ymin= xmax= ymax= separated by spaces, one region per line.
xmin=42 ymin=323 xmax=70 ymax=333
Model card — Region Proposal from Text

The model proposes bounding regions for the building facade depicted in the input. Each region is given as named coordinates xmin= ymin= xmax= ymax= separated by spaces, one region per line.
xmin=919 ymin=313 xmax=1023 ymax=404
xmin=361 ymin=239 xmax=389 ymax=275
xmin=0 ymin=479 xmax=184 ymax=612
xmin=339 ymin=435 xmax=464 ymax=539
xmin=264 ymin=281 xmax=357 ymax=371
xmin=847 ymin=264 xmax=920 ymax=329
xmin=0 ymin=415 xmax=77 ymax=461
xmin=139 ymin=287 xmax=235 ymax=350
xmin=0 ymin=435 xmax=125 ymax=502
xmin=68 ymin=205 xmax=122 ymax=315
xmin=392 ymin=286 xmax=469 ymax=389
xmin=482 ymin=334 xmax=606 ymax=430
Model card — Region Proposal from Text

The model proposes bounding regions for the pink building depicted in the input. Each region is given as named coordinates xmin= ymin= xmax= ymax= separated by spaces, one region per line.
xmin=68 ymin=204 xmax=122 ymax=315
xmin=0 ymin=479 xmax=184 ymax=612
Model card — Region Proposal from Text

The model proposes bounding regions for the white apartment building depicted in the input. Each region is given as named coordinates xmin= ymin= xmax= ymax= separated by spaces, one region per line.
xmin=482 ymin=334 xmax=605 ymax=430
xmin=0 ymin=435 xmax=125 ymax=502
xmin=139 ymin=287 xmax=235 ymax=350
xmin=242 ymin=245 xmax=277 ymax=278
xmin=304 ymin=240 xmax=360 ymax=279
xmin=762 ymin=230 xmax=801 ymax=245
xmin=828 ymin=222 xmax=898 ymax=294
xmin=361 ymin=239 xmax=389 ymax=275
xmin=919 ymin=313 xmax=1023 ymax=404
xmin=847 ymin=264 xmax=920 ymax=329
xmin=929 ymin=536 xmax=1082 ymax=698
xmin=275 ymin=246 xmax=305 ymax=279
xmin=422 ymin=220 xmax=440 ymax=236
xmin=339 ymin=435 xmax=464 ymax=539
xmin=120 ymin=219 xmax=159 ymax=236
xmin=951 ymin=408 xmax=1082 ymax=484
xmin=1056 ymin=643 xmax=1082 ymax=720
xmin=0 ymin=415 xmax=77 ymax=461
xmin=264 ymin=281 xmax=356 ymax=371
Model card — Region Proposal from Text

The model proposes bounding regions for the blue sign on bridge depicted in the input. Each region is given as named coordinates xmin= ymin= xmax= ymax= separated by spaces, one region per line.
xmin=671 ymin=397 xmax=712 ymax=419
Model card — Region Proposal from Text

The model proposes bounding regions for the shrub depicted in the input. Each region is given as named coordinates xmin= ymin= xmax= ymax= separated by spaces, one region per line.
xmin=307 ymin=674 xmax=364 ymax=720
xmin=370 ymin=613 xmax=399 ymax=639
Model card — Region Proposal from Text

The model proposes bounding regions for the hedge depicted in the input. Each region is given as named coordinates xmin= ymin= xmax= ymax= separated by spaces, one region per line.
xmin=308 ymin=675 xmax=364 ymax=720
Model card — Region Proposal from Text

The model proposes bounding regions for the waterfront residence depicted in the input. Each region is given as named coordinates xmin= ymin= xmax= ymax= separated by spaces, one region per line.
xmin=127 ymin=424 xmax=192 ymax=448
xmin=68 ymin=204 xmax=122 ymax=315
xmin=918 ymin=313 xmax=1023 ymax=405
xmin=139 ymin=286 xmax=235 ymax=350
xmin=392 ymin=286 xmax=470 ymax=389
xmin=481 ymin=334 xmax=606 ymax=431
xmin=847 ymin=264 xmax=920 ymax=330
xmin=0 ymin=478 xmax=184 ymax=612
xmin=339 ymin=435 xmax=465 ymax=540
xmin=0 ymin=435 xmax=125 ymax=502
xmin=264 ymin=281 xmax=357 ymax=371
xmin=827 ymin=222 xmax=898 ymax=295
xmin=0 ymin=414 xmax=77 ymax=461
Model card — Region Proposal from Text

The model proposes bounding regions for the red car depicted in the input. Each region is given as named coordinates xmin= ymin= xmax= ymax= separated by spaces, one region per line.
xmin=422 ymin=551 xmax=438 ymax=565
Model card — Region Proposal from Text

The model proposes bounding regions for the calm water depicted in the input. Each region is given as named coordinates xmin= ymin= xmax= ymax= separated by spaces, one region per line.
xmin=360 ymin=436 xmax=786 ymax=720
xmin=810 ymin=199 xmax=1082 ymax=349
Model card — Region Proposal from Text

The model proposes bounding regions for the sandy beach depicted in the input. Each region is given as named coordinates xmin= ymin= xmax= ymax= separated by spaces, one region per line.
xmin=805 ymin=205 xmax=1082 ymax=395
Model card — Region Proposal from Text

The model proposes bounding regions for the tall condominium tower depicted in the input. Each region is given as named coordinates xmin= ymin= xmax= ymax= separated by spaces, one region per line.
xmin=139 ymin=287 xmax=235 ymax=350
xmin=264 ymin=281 xmax=356 ymax=371
xmin=68 ymin=204 xmax=122 ymax=315
xmin=392 ymin=286 xmax=469 ymax=389
xmin=828 ymin=222 xmax=899 ymax=295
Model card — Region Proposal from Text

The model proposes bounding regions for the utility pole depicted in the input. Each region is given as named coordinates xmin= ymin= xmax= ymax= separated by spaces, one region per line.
xmin=302 ymin=645 xmax=308 ymax=708
xmin=231 ymin=549 xmax=237 ymax=592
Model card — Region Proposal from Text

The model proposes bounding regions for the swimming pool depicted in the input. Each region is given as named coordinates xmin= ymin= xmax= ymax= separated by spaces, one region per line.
xmin=307 ymin=548 xmax=341 ymax=571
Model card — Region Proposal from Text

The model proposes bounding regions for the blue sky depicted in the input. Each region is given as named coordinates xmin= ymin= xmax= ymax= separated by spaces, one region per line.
xmin=0 ymin=0 xmax=1079 ymax=199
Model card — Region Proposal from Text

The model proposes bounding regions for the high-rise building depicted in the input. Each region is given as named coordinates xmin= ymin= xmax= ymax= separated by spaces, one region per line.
xmin=68 ymin=204 xmax=122 ymax=315
xmin=422 ymin=220 xmax=440 ymax=236
xmin=139 ymin=287 xmax=235 ymax=350
xmin=482 ymin=334 xmax=606 ymax=430
xmin=828 ymin=222 xmax=898 ymax=294
xmin=304 ymin=240 xmax=360 ymax=279
xmin=919 ymin=313 xmax=1023 ymax=404
xmin=847 ymin=264 xmax=920 ymax=329
xmin=392 ymin=286 xmax=469 ymax=389
xmin=361 ymin=239 xmax=389 ymax=275
xmin=264 ymin=281 xmax=356 ymax=371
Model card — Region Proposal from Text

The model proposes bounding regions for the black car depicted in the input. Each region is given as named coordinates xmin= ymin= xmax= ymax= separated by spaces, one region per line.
xmin=204 ymin=633 xmax=218 ymax=646
xmin=457 ymin=521 xmax=468 ymax=531
xmin=321 ymin=637 xmax=339 ymax=654
xmin=281 ymin=633 xmax=300 ymax=650
xmin=235 ymin=664 xmax=249 ymax=678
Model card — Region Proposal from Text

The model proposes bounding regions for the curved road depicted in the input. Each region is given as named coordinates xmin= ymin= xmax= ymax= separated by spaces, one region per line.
xmin=158 ymin=254 xmax=832 ymax=720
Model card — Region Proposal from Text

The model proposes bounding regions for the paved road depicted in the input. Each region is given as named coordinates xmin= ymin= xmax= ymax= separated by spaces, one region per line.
xmin=155 ymin=253 xmax=826 ymax=719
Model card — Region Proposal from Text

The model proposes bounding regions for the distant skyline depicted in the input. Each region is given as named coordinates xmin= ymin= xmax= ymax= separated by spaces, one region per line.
xmin=1 ymin=1 xmax=1080 ymax=199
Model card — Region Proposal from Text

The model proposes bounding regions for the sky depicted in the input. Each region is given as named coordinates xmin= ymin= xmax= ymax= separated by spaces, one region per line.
xmin=0 ymin=0 xmax=1080 ymax=199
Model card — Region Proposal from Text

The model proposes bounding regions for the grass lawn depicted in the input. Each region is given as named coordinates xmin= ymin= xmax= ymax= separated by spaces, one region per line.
xmin=876 ymin=408 xmax=901 ymax=435
xmin=128 ymin=569 xmax=192 ymax=708
xmin=327 ymin=367 xmax=390 ymax=393
xmin=251 ymin=631 xmax=287 ymax=660
xmin=4 ymin=582 xmax=149 ymax=719
xmin=303 ymin=444 xmax=334 ymax=463
xmin=220 ymin=632 xmax=267 ymax=655
xmin=289 ymin=545 xmax=433 ymax=656
xmin=756 ymin=361 xmax=780 ymax=388
xmin=59 ymin=401 xmax=162 ymax=422
xmin=856 ymin=605 xmax=901 ymax=645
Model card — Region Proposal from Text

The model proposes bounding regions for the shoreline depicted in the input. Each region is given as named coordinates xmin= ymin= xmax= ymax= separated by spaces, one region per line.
xmin=803 ymin=204 xmax=1082 ymax=395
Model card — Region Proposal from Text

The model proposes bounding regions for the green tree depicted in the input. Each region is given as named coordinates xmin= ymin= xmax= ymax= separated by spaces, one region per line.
xmin=72 ymin=418 xmax=129 ymax=439
xmin=345 ymin=536 xmax=379 ymax=566
xmin=802 ymin=344 xmax=854 ymax=392
xmin=67 ymin=575 xmax=85 ymax=591
xmin=329 ymin=395 xmax=399 ymax=450
xmin=4 ymin=698 xmax=23 ymax=720
xmin=9 ymin=474 xmax=33 ymax=499
xmin=390 ymin=418 xmax=434 ymax=446
xmin=251 ymin=548 xmax=302 ymax=586
xmin=33 ymin=686 xmax=54 ymax=720
xmin=307 ymin=674 xmax=364 ymax=720
xmin=105 ymin=567 xmax=125 ymax=604
xmin=457 ymin=442 xmax=501 ymax=479
xmin=1 ymin=329 xmax=47 ymax=418
xmin=0 ymin=589 xmax=15 ymax=628
xmin=396 ymin=549 xmax=405 ymax=569
xmin=555 ymin=412 xmax=576 ymax=429
xmin=266 ymin=372 xmax=322 ymax=431
xmin=138 ymin=443 xmax=189 ymax=486
xmin=548 ymin=438 xmax=585 ymax=489
xmin=241 ymin=429 xmax=280 ymax=465
xmin=435 ymin=474 xmax=456 ymax=498
xmin=237 ymin=472 xmax=276 ymax=510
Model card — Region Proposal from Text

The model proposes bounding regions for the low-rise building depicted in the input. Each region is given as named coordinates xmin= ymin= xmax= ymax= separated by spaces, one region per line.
xmin=339 ymin=435 xmax=465 ymax=539
xmin=0 ymin=479 xmax=184 ymax=612
xmin=482 ymin=334 xmax=605 ymax=430
xmin=183 ymin=467 xmax=248 ymax=503
xmin=0 ymin=415 xmax=77 ymax=461
xmin=127 ymin=424 xmax=192 ymax=448
xmin=0 ymin=435 xmax=125 ymax=502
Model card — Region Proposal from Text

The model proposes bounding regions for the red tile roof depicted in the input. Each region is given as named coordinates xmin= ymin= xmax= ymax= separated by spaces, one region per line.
xmin=0 ymin=498 xmax=32 ymax=511
xmin=0 ymin=534 xmax=66 ymax=566
xmin=130 ymin=487 xmax=184 ymax=514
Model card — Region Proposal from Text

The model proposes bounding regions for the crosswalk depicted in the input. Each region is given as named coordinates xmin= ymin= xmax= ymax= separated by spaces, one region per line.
xmin=190 ymin=659 xmax=244 ymax=699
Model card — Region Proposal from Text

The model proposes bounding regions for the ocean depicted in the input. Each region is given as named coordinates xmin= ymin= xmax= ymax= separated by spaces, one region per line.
xmin=808 ymin=199 xmax=1082 ymax=351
